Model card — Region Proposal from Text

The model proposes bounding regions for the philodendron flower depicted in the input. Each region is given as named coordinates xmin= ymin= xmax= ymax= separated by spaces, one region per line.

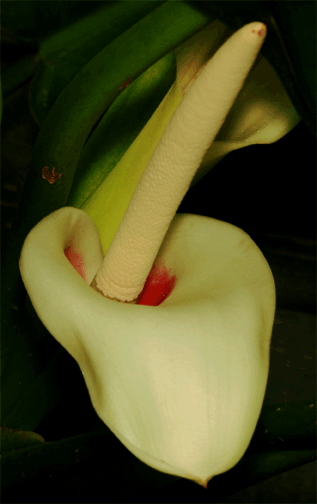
xmin=20 ymin=23 xmax=276 ymax=487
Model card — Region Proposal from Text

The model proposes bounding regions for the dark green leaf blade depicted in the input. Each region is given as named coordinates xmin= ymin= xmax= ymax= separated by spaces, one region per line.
xmin=29 ymin=1 xmax=164 ymax=126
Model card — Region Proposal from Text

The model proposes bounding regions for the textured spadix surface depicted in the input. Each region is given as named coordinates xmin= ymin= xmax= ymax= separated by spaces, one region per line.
xmin=19 ymin=207 xmax=275 ymax=485
xmin=82 ymin=20 xmax=300 ymax=258
xmin=90 ymin=22 xmax=275 ymax=303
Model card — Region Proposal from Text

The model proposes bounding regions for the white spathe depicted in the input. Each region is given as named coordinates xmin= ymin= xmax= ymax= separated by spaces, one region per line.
xmin=19 ymin=206 xmax=275 ymax=486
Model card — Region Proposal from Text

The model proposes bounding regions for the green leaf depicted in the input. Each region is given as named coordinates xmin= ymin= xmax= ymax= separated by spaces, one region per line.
xmin=67 ymin=51 xmax=176 ymax=208
xmin=0 ymin=1 xmax=108 ymax=46
xmin=1 ymin=283 xmax=80 ymax=432
xmin=29 ymin=1 xmax=164 ymax=125
xmin=1 ymin=426 xmax=45 ymax=456
xmin=1 ymin=54 xmax=39 ymax=97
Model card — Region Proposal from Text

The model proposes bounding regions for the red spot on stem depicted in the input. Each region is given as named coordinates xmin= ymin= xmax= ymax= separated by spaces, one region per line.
xmin=42 ymin=166 xmax=62 ymax=184
xmin=120 ymin=78 xmax=134 ymax=90
xmin=137 ymin=261 xmax=177 ymax=306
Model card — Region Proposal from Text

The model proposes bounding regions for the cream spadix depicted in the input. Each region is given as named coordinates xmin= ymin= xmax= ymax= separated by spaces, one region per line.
xmin=81 ymin=21 xmax=300 ymax=259
xmin=175 ymin=19 xmax=301 ymax=188
xmin=19 ymin=21 xmax=276 ymax=487
xmin=91 ymin=22 xmax=268 ymax=302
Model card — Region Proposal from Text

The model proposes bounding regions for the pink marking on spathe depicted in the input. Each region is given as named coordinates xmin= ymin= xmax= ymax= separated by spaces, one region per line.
xmin=64 ymin=246 xmax=86 ymax=281
xmin=137 ymin=260 xmax=177 ymax=306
